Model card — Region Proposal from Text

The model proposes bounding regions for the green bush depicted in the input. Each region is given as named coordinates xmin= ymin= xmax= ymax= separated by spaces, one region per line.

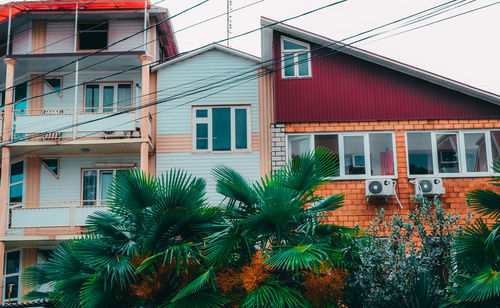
xmin=343 ymin=196 xmax=470 ymax=308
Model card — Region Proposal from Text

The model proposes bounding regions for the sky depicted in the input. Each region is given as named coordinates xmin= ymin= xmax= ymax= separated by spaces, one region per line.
xmin=163 ymin=0 xmax=500 ymax=95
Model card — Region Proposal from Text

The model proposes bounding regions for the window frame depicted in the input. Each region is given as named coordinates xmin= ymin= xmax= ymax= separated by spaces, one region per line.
xmin=41 ymin=158 xmax=60 ymax=179
xmin=192 ymin=105 xmax=252 ymax=153
xmin=286 ymin=131 xmax=398 ymax=180
xmin=81 ymin=168 xmax=126 ymax=205
xmin=44 ymin=76 xmax=63 ymax=98
xmin=3 ymin=249 xmax=22 ymax=303
xmin=280 ymin=36 xmax=312 ymax=79
xmin=77 ymin=21 xmax=109 ymax=51
xmin=83 ymin=82 xmax=134 ymax=113
xmin=8 ymin=160 xmax=25 ymax=207
xmin=405 ymin=129 xmax=497 ymax=178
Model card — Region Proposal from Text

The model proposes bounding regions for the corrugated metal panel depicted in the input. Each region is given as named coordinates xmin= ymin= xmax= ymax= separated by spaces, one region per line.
xmin=12 ymin=21 xmax=32 ymax=54
xmin=156 ymin=49 xmax=259 ymax=135
xmin=39 ymin=156 xmax=140 ymax=203
xmin=46 ymin=22 xmax=74 ymax=53
xmin=273 ymin=32 xmax=500 ymax=122
xmin=157 ymin=152 xmax=260 ymax=204
xmin=108 ymin=20 xmax=143 ymax=52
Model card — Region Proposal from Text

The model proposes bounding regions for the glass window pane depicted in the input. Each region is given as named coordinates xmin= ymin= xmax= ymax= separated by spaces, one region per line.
xmin=288 ymin=135 xmax=311 ymax=160
xmin=5 ymin=251 xmax=20 ymax=274
xmin=235 ymin=109 xmax=247 ymax=149
xmin=369 ymin=133 xmax=394 ymax=176
xmin=196 ymin=109 xmax=208 ymax=118
xmin=10 ymin=161 xmax=23 ymax=184
xmin=42 ymin=159 xmax=59 ymax=176
xmin=314 ymin=134 xmax=339 ymax=175
xmin=407 ymin=132 xmax=434 ymax=175
xmin=82 ymin=170 xmax=97 ymax=206
xmin=196 ymin=124 xmax=208 ymax=150
xmin=437 ymin=133 xmax=459 ymax=173
xmin=212 ymin=108 xmax=231 ymax=151
xmin=491 ymin=131 xmax=500 ymax=165
xmin=14 ymin=82 xmax=27 ymax=115
xmin=283 ymin=54 xmax=295 ymax=77
xmin=298 ymin=53 xmax=309 ymax=76
xmin=117 ymin=84 xmax=131 ymax=108
xmin=464 ymin=133 xmax=487 ymax=172
xmin=344 ymin=136 xmax=366 ymax=175
xmin=46 ymin=78 xmax=61 ymax=94
xmin=103 ymin=86 xmax=114 ymax=112
xmin=4 ymin=275 xmax=19 ymax=300
xmin=9 ymin=184 xmax=22 ymax=203
xmin=283 ymin=39 xmax=308 ymax=50
xmin=100 ymin=171 xmax=113 ymax=203
xmin=85 ymin=85 xmax=99 ymax=113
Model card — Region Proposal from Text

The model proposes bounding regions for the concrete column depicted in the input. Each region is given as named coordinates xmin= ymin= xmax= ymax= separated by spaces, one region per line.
xmin=139 ymin=54 xmax=153 ymax=174
xmin=0 ymin=57 xmax=17 ymax=302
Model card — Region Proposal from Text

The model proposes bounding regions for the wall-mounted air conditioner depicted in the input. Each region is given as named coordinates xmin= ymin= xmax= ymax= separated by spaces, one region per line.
xmin=414 ymin=178 xmax=445 ymax=195
xmin=365 ymin=179 xmax=396 ymax=197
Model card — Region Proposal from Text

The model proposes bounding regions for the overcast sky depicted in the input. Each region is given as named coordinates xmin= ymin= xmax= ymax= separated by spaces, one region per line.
xmin=163 ymin=0 xmax=500 ymax=95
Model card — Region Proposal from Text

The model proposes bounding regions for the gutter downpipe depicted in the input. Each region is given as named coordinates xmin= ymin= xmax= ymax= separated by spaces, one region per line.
xmin=72 ymin=1 xmax=79 ymax=140
xmin=6 ymin=6 xmax=11 ymax=55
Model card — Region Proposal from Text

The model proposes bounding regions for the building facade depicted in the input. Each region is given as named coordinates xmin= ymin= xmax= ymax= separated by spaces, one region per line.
xmin=258 ymin=17 xmax=500 ymax=228
xmin=0 ymin=0 xmax=178 ymax=303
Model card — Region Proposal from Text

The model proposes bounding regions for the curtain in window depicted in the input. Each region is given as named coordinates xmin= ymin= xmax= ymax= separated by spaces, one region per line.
xmin=380 ymin=151 xmax=394 ymax=176
xmin=117 ymin=84 xmax=132 ymax=108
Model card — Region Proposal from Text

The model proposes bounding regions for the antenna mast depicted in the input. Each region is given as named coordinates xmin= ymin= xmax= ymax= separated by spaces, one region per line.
xmin=226 ymin=0 xmax=232 ymax=47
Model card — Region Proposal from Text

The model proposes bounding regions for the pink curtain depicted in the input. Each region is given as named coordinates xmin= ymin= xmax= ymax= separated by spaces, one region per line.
xmin=381 ymin=151 xmax=394 ymax=175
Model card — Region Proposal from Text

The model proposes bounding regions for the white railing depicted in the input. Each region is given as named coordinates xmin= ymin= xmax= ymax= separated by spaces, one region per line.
xmin=9 ymin=200 xmax=110 ymax=228
xmin=13 ymin=107 xmax=140 ymax=139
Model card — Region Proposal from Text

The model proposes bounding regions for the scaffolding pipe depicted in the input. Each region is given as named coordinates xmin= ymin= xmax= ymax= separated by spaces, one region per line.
xmin=72 ymin=1 xmax=79 ymax=140
xmin=143 ymin=0 xmax=148 ymax=53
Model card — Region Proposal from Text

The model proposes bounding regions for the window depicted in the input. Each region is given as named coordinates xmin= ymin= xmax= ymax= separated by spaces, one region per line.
xmin=78 ymin=22 xmax=108 ymax=50
xmin=82 ymin=169 xmax=127 ymax=205
xmin=9 ymin=161 xmax=24 ymax=204
xmin=42 ymin=158 xmax=59 ymax=178
xmin=14 ymin=82 xmax=27 ymax=115
xmin=45 ymin=77 xmax=62 ymax=97
xmin=193 ymin=106 xmax=251 ymax=152
xmin=3 ymin=250 xmax=21 ymax=303
xmin=84 ymin=83 xmax=132 ymax=113
xmin=406 ymin=130 xmax=499 ymax=177
xmin=287 ymin=132 xmax=396 ymax=179
xmin=281 ymin=37 xmax=311 ymax=78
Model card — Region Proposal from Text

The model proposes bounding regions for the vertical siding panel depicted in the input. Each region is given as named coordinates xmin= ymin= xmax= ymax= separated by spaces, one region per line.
xmin=46 ymin=22 xmax=74 ymax=53
xmin=32 ymin=21 xmax=46 ymax=54
xmin=108 ymin=20 xmax=143 ymax=52
xmin=12 ymin=21 xmax=32 ymax=54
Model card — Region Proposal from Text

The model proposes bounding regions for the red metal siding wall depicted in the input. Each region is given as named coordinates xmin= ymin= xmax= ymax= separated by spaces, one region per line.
xmin=273 ymin=32 xmax=500 ymax=123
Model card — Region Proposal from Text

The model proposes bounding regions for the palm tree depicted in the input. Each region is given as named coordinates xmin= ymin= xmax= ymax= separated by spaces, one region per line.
xmin=451 ymin=160 xmax=500 ymax=306
xmin=169 ymin=147 xmax=347 ymax=307
xmin=23 ymin=169 xmax=221 ymax=308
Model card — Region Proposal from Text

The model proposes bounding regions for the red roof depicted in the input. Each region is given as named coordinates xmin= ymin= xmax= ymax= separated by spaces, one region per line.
xmin=0 ymin=0 xmax=150 ymax=23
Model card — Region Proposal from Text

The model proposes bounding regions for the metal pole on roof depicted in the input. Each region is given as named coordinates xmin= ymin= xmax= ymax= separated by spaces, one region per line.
xmin=226 ymin=0 xmax=229 ymax=47
xmin=6 ymin=6 xmax=12 ymax=55
xmin=72 ymin=0 xmax=80 ymax=140
xmin=144 ymin=0 xmax=148 ymax=54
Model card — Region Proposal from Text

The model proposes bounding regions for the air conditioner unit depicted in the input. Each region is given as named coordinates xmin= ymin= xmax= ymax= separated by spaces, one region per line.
xmin=414 ymin=178 xmax=445 ymax=195
xmin=365 ymin=179 xmax=396 ymax=197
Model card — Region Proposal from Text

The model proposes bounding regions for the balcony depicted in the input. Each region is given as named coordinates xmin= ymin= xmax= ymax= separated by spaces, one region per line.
xmin=8 ymin=201 xmax=109 ymax=229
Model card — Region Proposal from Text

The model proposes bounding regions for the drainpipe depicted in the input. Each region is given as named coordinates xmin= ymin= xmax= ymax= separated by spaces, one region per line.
xmin=72 ymin=1 xmax=79 ymax=140
xmin=6 ymin=6 xmax=11 ymax=55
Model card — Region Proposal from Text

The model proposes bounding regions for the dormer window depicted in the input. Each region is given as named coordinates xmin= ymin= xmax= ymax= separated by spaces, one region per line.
xmin=281 ymin=37 xmax=311 ymax=78
xmin=78 ymin=23 xmax=108 ymax=50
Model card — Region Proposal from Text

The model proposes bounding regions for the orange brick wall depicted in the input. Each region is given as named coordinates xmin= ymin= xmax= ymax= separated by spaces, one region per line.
xmin=286 ymin=119 xmax=500 ymax=228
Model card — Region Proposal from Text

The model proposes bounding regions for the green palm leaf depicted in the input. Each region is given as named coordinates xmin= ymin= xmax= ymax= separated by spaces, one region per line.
xmin=136 ymin=242 xmax=202 ymax=273
xmin=164 ymin=291 xmax=228 ymax=308
xmin=455 ymin=267 xmax=500 ymax=303
xmin=212 ymin=165 xmax=259 ymax=207
xmin=240 ymin=281 xmax=306 ymax=308
xmin=264 ymin=244 xmax=330 ymax=272
xmin=172 ymin=268 xmax=216 ymax=302
xmin=467 ymin=189 xmax=500 ymax=220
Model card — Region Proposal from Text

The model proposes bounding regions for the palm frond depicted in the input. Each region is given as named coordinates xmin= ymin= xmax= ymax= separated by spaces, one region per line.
xmin=264 ymin=244 xmax=330 ymax=272
xmin=107 ymin=168 xmax=159 ymax=211
xmin=164 ymin=291 xmax=228 ymax=308
xmin=455 ymin=267 xmax=500 ymax=303
xmin=172 ymin=268 xmax=216 ymax=302
xmin=136 ymin=242 xmax=202 ymax=273
xmin=240 ymin=281 xmax=306 ymax=308
xmin=212 ymin=165 xmax=259 ymax=208
xmin=204 ymin=225 xmax=251 ymax=266
xmin=466 ymin=189 xmax=500 ymax=220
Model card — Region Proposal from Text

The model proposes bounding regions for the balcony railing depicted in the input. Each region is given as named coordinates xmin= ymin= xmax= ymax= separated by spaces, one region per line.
xmin=8 ymin=200 xmax=110 ymax=229
xmin=13 ymin=107 xmax=141 ymax=140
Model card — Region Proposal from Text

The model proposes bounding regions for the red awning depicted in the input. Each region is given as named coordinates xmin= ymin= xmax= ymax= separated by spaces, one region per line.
xmin=0 ymin=0 xmax=151 ymax=23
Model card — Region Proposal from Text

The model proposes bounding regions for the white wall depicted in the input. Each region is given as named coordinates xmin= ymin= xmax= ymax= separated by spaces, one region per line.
xmin=108 ymin=20 xmax=144 ymax=52
xmin=46 ymin=21 xmax=74 ymax=53
xmin=12 ymin=21 xmax=32 ymax=54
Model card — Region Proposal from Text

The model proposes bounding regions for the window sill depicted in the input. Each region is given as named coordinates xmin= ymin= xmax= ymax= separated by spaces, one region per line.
xmin=281 ymin=75 xmax=312 ymax=80
xmin=192 ymin=150 xmax=253 ymax=155
xmin=325 ymin=175 xmax=398 ymax=181
xmin=407 ymin=173 xmax=498 ymax=179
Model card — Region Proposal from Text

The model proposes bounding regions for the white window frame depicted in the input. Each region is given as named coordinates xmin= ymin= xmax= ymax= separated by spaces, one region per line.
xmin=286 ymin=131 xmax=398 ymax=180
xmin=281 ymin=36 xmax=312 ymax=79
xmin=192 ymin=105 xmax=252 ymax=153
xmin=8 ymin=160 xmax=25 ymax=209
xmin=81 ymin=168 xmax=125 ymax=205
xmin=83 ymin=82 xmax=133 ymax=113
xmin=405 ymin=130 xmax=498 ymax=178
xmin=3 ymin=249 xmax=22 ymax=303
